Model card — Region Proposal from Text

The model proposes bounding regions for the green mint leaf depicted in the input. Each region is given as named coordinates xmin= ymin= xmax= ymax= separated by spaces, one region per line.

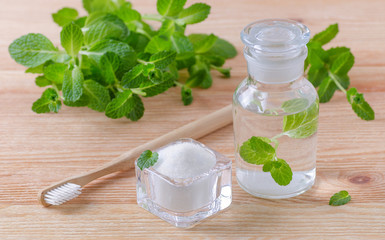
xmin=307 ymin=42 xmax=328 ymax=69
xmin=52 ymin=8 xmax=78 ymax=27
xmin=62 ymin=66 xmax=84 ymax=102
xmin=35 ymin=76 xmax=51 ymax=87
xmin=202 ymin=55 xmax=225 ymax=67
xmin=64 ymin=94 xmax=89 ymax=107
xmin=115 ymin=6 xmax=141 ymax=23
xmin=9 ymin=33 xmax=59 ymax=67
xmin=176 ymin=3 xmax=210 ymax=25
xmin=84 ymin=13 xmax=129 ymax=46
xmin=157 ymin=0 xmax=187 ymax=16
xmin=281 ymin=98 xmax=309 ymax=113
xmin=207 ymin=36 xmax=237 ymax=59
xmin=347 ymin=88 xmax=375 ymax=120
xmin=32 ymin=88 xmax=61 ymax=113
xmin=282 ymin=100 xmax=319 ymax=138
xmin=330 ymin=51 xmax=355 ymax=76
xmin=329 ymin=190 xmax=351 ymax=206
xmin=317 ymin=77 xmax=337 ymax=103
xmin=181 ymin=86 xmax=193 ymax=106
xmin=74 ymin=16 xmax=87 ymax=28
xmin=239 ymin=136 xmax=275 ymax=165
xmin=105 ymin=90 xmax=138 ymax=119
xmin=158 ymin=19 xmax=175 ymax=36
xmin=26 ymin=63 xmax=46 ymax=74
xmin=86 ymin=39 xmax=137 ymax=78
xmin=83 ymin=80 xmax=111 ymax=112
xmin=149 ymin=51 xmax=176 ymax=69
xmin=326 ymin=47 xmax=350 ymax=64
xmin=145 ymin=35 xmax=172 ymax=54
xmin=307 ymin=65 xmax=328 ymax=87
xmin=170 ymin=33 xmax=194 ymax=59
xmin=269 ymin=158 xmax=293 ymax=186
xmin=126 ymin=94 xmax=144 ymax=121
xmin=311 ymin=23 xmax=338 ymax=46
xmin=99 ymin=53 xmax=118 ymax=85
xmin=189 ymin=33 xmax=218 ymax=54
xmin=83 ymin=0 xmax=130 ymax=14
xmin=262 ymin=161 xmax=273 ymax=172
xmin=186 ymin=60 xmax=208 ymax=87
xmin=138 ymin=72 xmax=175 ymax=97
xmin=61 ymin=23 xmax=83 ymax=57
xmin=121 ymin=64 xmax=146 ymax=88
xmin=137 ymin=150 xmax=159 ymax=170
xmin=44 ymin=63 xmax=67 ymax=84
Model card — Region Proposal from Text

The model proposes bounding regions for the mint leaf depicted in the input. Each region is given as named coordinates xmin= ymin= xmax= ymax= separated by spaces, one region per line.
xmin=157 ymin=0 xmax=187 ymax=16
xmin=145 ymin=35 xmax=172 ymax=54
xmin=139 ymin=72 xmax=175 ymax=97
xmin=9 ymin=33 xmax=59 ymax=67
xmin=64 ymin=94 xmax=89 ymax=107
xmin=170 ymin=33 xmax=194 ymax=59
xmin=308 ymin=65 xmax=328 ymax=87
xmin=317 ymin=77 xmax=337 ymax=103
xmin=127 ymin=94 xmax=144 ymax=121
xmin=83 ymin=0 xmax=129 ymax=14
xmin=329 ymin=190 xmax=351 ymax=206
xmin=62 ymin=66 xmax=84 ymax=102
xmin=44 ymin=63 xmax=67 ymax=84
xmin=282 ymin=101 xmax=319 ymax=138
xmin=177 ymin=3 xmax=210 ymax=25
xmin=100 ymin=53 xmax=118 ymax=85
xmin=347 ymin=88 xmax=375 ymax=120
xmin=137 ymin=150 xmax=159 ymax=170
xmin=116 ymin=6 xmax=141 ymax=23
xmin=83 ymin=80 xmax=111 ymax=112
xmin=32 ymin=88 xmax=61 ymax=113
xmin=181 ymin=86 xmax=193 ymax=106
xmin=189 ymin=34 xmax=218 ymax=54
xmin=158 ymin=19 xmax=175 ymax=36
xmin=149 ymin=51 xmax=176 ymax=69
xmin=84 ymin=13 xmax=128 ymax=46
xmin=326 ymin=47 xmax=350 ymax=63
xmin=330 ymin=51 xmax=354 ymax=76
xmin=269 ymin=158 xmax=293 ymax=186
xmin=311 ymin=23 xmax=338 ymax=46
xmin=26 ymin=63 xmax=46 ymax=74
xmin=281 ymin=98 xmax=309 ymax=113
xmin=207 ymin=37 xmax=237 ymax=59
xmin=61 ymin=23 xmax=83 ymax=57
xmin=35 ymin=76 xmax=51 ymax=87
xmin=105 ymin=90 xmax=137 ymax=119
xmin=239 ymin=136 xmax=275 ymax=165
xmin=121 ymin=64 xmax=146 ymax=88
xmin=52 ymin=8 xmax=78 ymax=27
xmin=86 ymin=39 xmax=137 ymax=78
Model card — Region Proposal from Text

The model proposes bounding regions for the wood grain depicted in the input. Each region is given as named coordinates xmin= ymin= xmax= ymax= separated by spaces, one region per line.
xmin=1 ymin=0 xmax=385 ymax=239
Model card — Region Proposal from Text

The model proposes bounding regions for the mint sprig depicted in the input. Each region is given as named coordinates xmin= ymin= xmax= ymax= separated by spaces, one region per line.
xmin=329 ymin=190 xmax=351 ymax=206
xmin=240 ymin=100 xmax=318 ymax=186
xmin=137 ymin=150 xmax=159 ymax=170
xmin=8 ymin=0 xmax=237 ymax=120
xmin=306 ymin=24 xmax=375 ymax=121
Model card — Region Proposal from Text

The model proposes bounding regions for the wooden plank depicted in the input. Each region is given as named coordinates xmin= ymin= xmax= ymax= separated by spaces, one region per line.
xmin=0 ymin=0 xmax=385 ymax=239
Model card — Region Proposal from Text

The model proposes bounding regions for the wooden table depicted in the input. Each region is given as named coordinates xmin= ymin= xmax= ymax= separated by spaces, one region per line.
xmin=1 ymin=0 xmax=385 ymax=239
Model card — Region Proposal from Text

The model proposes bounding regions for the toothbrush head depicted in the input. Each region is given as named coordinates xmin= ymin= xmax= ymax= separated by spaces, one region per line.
xmin=40 ymin=183 xmax=82 ymax=206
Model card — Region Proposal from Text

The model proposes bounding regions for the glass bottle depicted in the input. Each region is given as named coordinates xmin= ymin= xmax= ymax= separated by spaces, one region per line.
xmin=233 ymin=19 xmax=319 ymax=199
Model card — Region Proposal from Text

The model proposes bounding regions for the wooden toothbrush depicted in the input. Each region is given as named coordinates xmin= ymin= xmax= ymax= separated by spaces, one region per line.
xmin=38 ymin=104 xmax=233 ymax=206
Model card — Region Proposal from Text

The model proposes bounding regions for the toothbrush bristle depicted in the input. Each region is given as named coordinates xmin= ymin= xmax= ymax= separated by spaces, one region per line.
xmin=44 ymin=183 xmax=82 ymax=205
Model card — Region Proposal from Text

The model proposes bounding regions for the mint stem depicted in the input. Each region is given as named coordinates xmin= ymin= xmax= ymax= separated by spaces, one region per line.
xmin=142 ymin=14 xmax=164 ymax=22
xmin=173 ymin=81 xmax=184 ymax=88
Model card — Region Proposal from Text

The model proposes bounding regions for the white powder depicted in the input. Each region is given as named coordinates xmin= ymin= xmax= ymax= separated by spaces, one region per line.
xmin=153 ymin=141 xmax=216 ymax=179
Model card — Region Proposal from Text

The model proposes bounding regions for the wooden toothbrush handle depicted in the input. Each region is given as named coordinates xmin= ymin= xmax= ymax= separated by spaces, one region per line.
xmin=39 ymin=104 xmax=233 ymax=206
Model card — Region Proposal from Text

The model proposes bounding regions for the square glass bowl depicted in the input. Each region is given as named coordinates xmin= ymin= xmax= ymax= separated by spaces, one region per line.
xmin=135 ymin=138 xmax=232 ymax=228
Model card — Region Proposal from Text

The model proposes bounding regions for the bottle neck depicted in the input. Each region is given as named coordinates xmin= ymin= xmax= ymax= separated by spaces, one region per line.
xmin=244 ymin=46 xmax=307 ymax=84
